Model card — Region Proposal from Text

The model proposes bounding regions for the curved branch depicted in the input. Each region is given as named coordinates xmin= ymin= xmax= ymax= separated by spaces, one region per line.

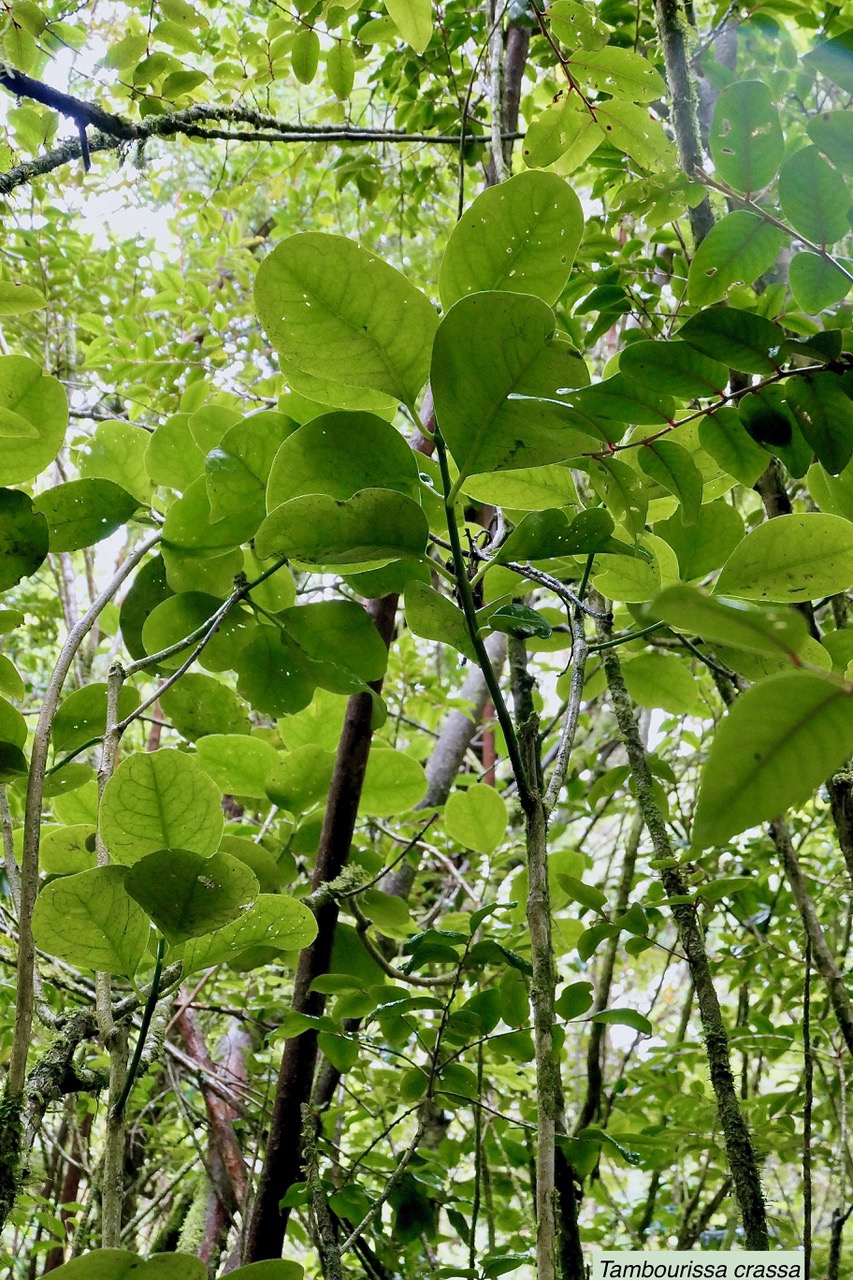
xmin=0 ymin=74 xmax=521 ymax=196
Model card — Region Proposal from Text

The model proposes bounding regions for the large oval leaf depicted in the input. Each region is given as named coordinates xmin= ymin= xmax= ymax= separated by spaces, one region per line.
xmin=439 ymin=171 xmax=583 ymax=308
xmin=0 ymin=356 xmax=67 ymax=484
xmin=99 ymin=750 xmax=224 ymax=865
xmin=431 ymin=292 xmax=596 ymax=484
xmin=715 ymin=513 xmax=853 ymax=602
xmin=0 ymin=487 xmax=48 ymax=589
xmin=32 ymin=866 xmax=149 ymax=977
xmin=34 ymin=479 xmax=139 ymax=552
xmin=180 ymin=894 xmax=318 ymax=975
xmin=709 ymin=80 xmax=784 ymax=195
xmin=254 ymin=233 xmax=438 ymax=408
xmin=266 ymin=412 xmax=420 ymax=508
xmin=124 ymin=848 xmax=259 ymax=945
xmin=687 ymin=212 xmax=784 ymax=307
xmin=693 ymin=671 xmax=853 ymax=848
xmin=778 ymin=145 xmax=851 ymax=246
xmin=255 ymin=489 xmax=429 ymax=567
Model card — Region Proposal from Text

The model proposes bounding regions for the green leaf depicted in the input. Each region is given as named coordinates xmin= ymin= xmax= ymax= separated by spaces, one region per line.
xmin=687 ymin=212 xmax=784 ymax=307
xmin=739 ymin=386 xmax=812 ymax=478
xmin=555 ymin=981 xmax=594 ymax=1020
xmin=78 ymin=421 xmax=155 ymax=505
xmin=807 ymin=110 xmax=853 ymax=176
xmin=699 ymin=875 xmax=758 ymax=902
xmin=716 ymin=513 xmax=853 ymax=603
xmin=141 ymin=593 xmax=253 ymax=673
xmin=567 ymin=374 xmax=674 ymax=426
xmin=789 ymin=252 xmax=851 ymax=314
xmin=494 ymin=507 xmax=615 ymax=563
xmin=0 ymin=487 xmax=48 ymax=589
xmin=638 ymin=441 xmax=703 ymax=526
xmin=444 ymin=783 xmax=508 ymax=854
xmin=226 ymin=1260 xmax=304 ymax=1280
xmin=39 ymin=824 xmax=97 ymax=876
xmin=439 ymin=171 xmax=583 ymax=309
xmin=185 ymin=898 xmax=318 ymax=974
xmin=4 ymin=23 xmax=37 ymax=71
xmin=255 ymin=233 xmax=438 ymax=407
xmin=159 ymin=673 xmax=249 ymax=740
xmin=144 ymin=414 xmax=205 ymax=492
xmin=404 ymin=581 xmax=478 ymax=662
xmin=32 ymin=866 xmax=149 ymax=977
xmin=568 ymin=47 xmax=665 ymax=102
xmin=709 ymin=80 xmax=784 ymax=194
xmin=291 ymin=28 xmax=320 ymax=82
xmin=162 ymin=475 xmax=259 ymax=555
xmin=622 ymin=652 xmax=699 ymax=714
xmin=265 ymin=745 xmax=336 ymax=813
xmin=620 ymin=340 xmax=727 ymax=400
xmin=591 ymin=553 xmax=659 ymax=604
xmin=125 ymin=848 xmax=258 ymax=945
xmin=464 ymin=464 xmax=577 ymax=511
xmin=431 ymin=292 xmax=598 ymax=484
xmin=804 ymin=28 xmax=853 ymax=94
xmin=785 ymin=372 xmax=853 ymax=475
xmin=235 ymin=626 xmax=315 ymax=718
xmin=99 ymin=750 xmax=224 ymax=865
xmin=35 ymin=479 xmax=139 ymax=552
xmin=558 ymin=873 xmax=607 ymax=913
xmin=778 ymin=146 xmax=851 ymax=245
xmin=53 ymin=683 xmax=140 ymax=754
xmin=326 ymin=42 xmax=354 ymax=98
xmin=195 ymin=734 xmax=280 ymax=799
xmin=255 ymin=489 xmax=429 ymax=568
xmin=693 ymin=671 xmax=853 ymax=848
xmin=266 ymin=411 xmax=419 ymax=509
xmin=0 ymin=281 xmax=46 ymax=315
xmin=384 ymin=0 xmax=431 ymax=53
xmin=206 ymin=411 xmax=296 ymax=521
xmin=47 ymin=1251 xmax=208 ymax=1279
xmin=593 ymin=99 xmax=671 ymax=170
xmin=697 ymin=408 xmax=769 ymax=488
xmin=0 ymin=356 xmax=67 ymax=484
xmin=548 ymin=2 xmax=608 ymax=51
xmin=281 ymin=600 xmax=388 ymax=686
xmin=677 ymin=308 xmax=786 ymax=376
xmin=591 ymin=1008 xmax=652 ymax=1035
xmin=649 ymin=585 xmax=809 ymax=660
xmin=522 ymin=94 xmax=602 ymax=170
xmin=489 ymin=602 xmax=553 ymax=639
xmin=360 ymin=747 xmax=427 ymax=815
xmin=0 ymin=654 xmax=24 ymax=701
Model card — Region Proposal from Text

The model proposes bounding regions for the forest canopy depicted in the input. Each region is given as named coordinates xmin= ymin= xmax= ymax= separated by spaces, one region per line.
xmin=0 ymin=0 xmax=852 ymax=1278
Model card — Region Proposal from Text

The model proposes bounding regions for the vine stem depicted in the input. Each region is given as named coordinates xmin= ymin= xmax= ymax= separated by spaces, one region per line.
xmin=9 ymin=530 xmax=160 ymax=1099
xmin=112 ymin=935 xmax=166 ymax=1120
xmin=434 ymin=429 xmax=531 ymax=805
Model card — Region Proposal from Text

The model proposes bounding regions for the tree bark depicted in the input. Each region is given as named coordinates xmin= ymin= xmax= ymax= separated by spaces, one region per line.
xmin=653 ymin=0 xmax=714 ymax=245
xmin=243 ymin=595 xmax=397 ymax=1261
xmin=595 ymin=601 xmax=769 ymax=1250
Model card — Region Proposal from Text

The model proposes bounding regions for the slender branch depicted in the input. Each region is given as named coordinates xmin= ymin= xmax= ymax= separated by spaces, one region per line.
xmin=803 ymin=937 xmax=813 ymax=1277
xmin=543 ymin=624 xmax=588 ymax=815
xmin=0 ymin=78 xmax=522 ymax=197
xmin=434 ymin=430 xmax=530 ymax=805
xmin=699 ymin=172 xmax=853 ymax=286
xmin=594 ymin=595 xmax=769 ymax=1250
xmin=10 ymin=531 xmax=160 ymax=1099
xmin=112 ymin=936 xmax=166 ymax=1120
